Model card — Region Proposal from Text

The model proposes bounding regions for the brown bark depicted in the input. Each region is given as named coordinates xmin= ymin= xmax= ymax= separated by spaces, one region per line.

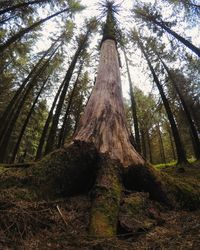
xmin=74 ymin=39 xmax=144 ymax=166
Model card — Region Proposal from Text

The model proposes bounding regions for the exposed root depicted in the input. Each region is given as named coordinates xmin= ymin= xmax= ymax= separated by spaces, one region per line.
xmin=89 ymin=155 xmax=122 ymax=236
xmin=0 ymin=142 xmax=200 ymax=246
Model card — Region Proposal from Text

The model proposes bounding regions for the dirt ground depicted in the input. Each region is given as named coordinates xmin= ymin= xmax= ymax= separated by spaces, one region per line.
xmin=1 ymin=163 xmax=200 ymax=250
xmin=0 ymin=194 xmax=200 ymax=250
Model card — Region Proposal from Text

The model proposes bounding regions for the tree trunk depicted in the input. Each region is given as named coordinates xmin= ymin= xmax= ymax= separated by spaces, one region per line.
xmin=0 ymin=43 xmax=55 ymax=137
xmin=11 ymin=75 xmax=50 ymax=163
xmin=157 ymin=124 xmax=166 ymax=164
xmin=0 ymin=46 xmax=58 ymax=162
xmin=140 ymin=127 xmax=147 ymax=159
xmin=45 ymin=31 xmax=90 ymax=154
xmin=74 ymin=39 xmax=144 ymax=166
xmin=137 ymin=39 xmax=188 ymax=165
xmin=0 ymin=0 xmax=48 ymax=16
xmin=154 ymin=20 xmax=200 ymax=57
xmin=160 ymin=58 xmax=200 ymax=160
xmin=0 ymin=7 xmax=69 ymax=53
xmin=58 ymin=63 xmax=83 ymax=148
xmin=35 ymin=81 xmax=65 ymax=160
xmin=123 ymin=49 xmax=141 ymax=153
xmin=146 ymin=128 xmax=153 ymax=163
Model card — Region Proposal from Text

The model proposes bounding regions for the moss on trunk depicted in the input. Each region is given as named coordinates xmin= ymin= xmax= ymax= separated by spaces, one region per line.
xmin=89 ymin=156 xmax=122 ymax=236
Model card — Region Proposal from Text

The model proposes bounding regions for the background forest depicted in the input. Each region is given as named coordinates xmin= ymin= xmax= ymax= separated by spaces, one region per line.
xmin=0 ymin=0 xmax=199 ymax=166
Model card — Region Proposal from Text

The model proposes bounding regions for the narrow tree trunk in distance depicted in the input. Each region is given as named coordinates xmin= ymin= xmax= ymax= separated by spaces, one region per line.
xmin=140 ymin=128 xmax=147 ymax=159
xmin=154 ymin=20 xmax=200 ymax=57
xmin=160 ymin=58 xmax=200 ymax=160
xmin=45 ymin=31 xmax=90 ymax=154
xmin=0 ymin=0 xmax=48 ymax=16
xmin=146 ymin=129 xmax=153 ymax=163
xmin=35 ymin=81 xmax=65 ymax=160
xmin=58 ymin=63 xmax=83 ymax=148
xmin=137 ymin=39 xmax=188 ymax=165
xmin=11 ymin=75 xmax=50 ymax=163
xmin=157 ymin=124 xmax=166 ymax=164
xmin=0 ymin=7 xmax=69 ymax=53
xmin=0 ymin=46 xmax=58 ymax=162
xmin=167 ymin=125 xmax=176 ymax=161
xmin=74 ymin=39 xmax=144 ymax=166
xmin=123 ymin=49 xmax=141 ymax=153
xmin=0 ymin=43 xmax=55 ymax=137
xmin=0 ymin=14 xmax=16 ymax=25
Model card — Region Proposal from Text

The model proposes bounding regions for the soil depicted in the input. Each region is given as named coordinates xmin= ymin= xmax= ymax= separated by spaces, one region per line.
xmin=0 ymin=161 xmax=200 ymax=249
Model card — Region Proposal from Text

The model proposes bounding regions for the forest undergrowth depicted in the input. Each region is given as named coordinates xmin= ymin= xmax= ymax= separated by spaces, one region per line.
xmin=0 ymin=161 xmax=200 ymax=250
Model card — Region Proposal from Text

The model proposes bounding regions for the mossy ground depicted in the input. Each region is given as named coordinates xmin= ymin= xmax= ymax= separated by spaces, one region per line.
xmin=0 ymin=154 xmax=200 ymax=249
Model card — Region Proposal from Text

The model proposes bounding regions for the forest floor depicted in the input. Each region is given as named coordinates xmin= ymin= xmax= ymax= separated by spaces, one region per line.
xmin=0 ymin=162 xmax=200 ymax=250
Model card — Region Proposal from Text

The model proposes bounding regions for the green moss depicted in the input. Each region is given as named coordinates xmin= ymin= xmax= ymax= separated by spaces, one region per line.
xmin=162 ymin=172 xmax=200 ymax=210
xmin=89 ymin=156 xmax=122 ymax=236
xmin=123 ymin=194 xmax=145 ymax=215
xmin=0 ymin=141 xmax=98 ymax=201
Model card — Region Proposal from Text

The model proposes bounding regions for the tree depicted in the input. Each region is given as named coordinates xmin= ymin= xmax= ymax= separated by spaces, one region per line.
xmin=45 ymin=20 xmax=96 ymax=154
xmin=0 ymin=0 xmax=49 ymax=16
xmin=57 ymin=59 xmax=84 ymax=148
xmin=123 ymin=48 xmax=141 ymax=153
xmin=0 ymin=1 xmax=83 ymax=53
xmin=159 ymin=57 xmax=200 ymax=160
xmin=132 ymin=31 xmax=188 ymax=165
xmin=0 ymin=43 xmax=60 ymax=162
xmin=133 ymin=3 xmax=200 ymax=57
xmin=11 ymin=73 xmax=51 ymax=163
xmin=1 ymin=0 xmax=199 ymax=242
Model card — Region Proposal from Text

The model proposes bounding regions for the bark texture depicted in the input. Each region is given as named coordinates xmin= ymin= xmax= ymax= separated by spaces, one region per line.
xmin=74 ymin=39 xmax=144 ymax=166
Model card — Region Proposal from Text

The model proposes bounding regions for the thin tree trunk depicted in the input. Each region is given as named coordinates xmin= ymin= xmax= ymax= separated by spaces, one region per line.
xmin=35 ymin=81 xmax=65 ymax=160
xmin=0 ymin=44 xmax=55 ymax=137
xmin=0 ymin=0 xmax=48 ymax=16
xmin=0 ymin=7 xmax=69 ymax=53
xmin=137 ymin=38 xmax=188 ymax=164
xmin=146 ymin=128 xmax=153 ymax=163
xmin=157 ymin=124 xmax=166 ymax=164
xmin=123 ymin=48 xmax=141 ymax=153
xmin=11 ymin=75 xmax=50 ymax=163
xmin=140 ymin=127 xmax=147 ymax=159
xmin=0 ymin=14 xmax=17 ymax=25
xmin=0 ymin=46 xmax=58 ymax=162
xmin=160 ymin=57 xmax=200 ymax=160
xmin=154 ymin=19 xmax=200 ymax=57
xmin=45 ymin=31 xmax=90 ymax=154
xmin=58 ymin=63 xmax=83 ymax=148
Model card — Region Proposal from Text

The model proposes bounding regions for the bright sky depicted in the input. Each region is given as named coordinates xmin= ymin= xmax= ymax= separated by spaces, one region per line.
xmin=36 ymin=0 xmax=199 ymax=101
xmin=75 ymin=0 xmax=154 ymax=97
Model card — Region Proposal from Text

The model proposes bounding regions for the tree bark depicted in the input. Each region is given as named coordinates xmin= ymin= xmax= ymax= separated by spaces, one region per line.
xmin=74 ymin=39 xmax=144 ymax=166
